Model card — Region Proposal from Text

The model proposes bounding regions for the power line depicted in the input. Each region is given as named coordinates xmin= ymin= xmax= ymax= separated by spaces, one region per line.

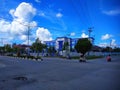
xmin=15 ymin=21 xmax=36 ymax=46
xmin=70 ymin=0 xmax=93 ymax=27
xmin=83 ymin=0 xmax=93 ymax=26
xmin=70 ymin=0 xmax=87 ymax=27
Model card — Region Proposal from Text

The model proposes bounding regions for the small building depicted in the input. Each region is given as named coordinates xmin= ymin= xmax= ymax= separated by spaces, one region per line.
xmin=43 ymin=37 xmax=95 ymax=55
xmin=55 ymin=37 xmax=72 ymax=52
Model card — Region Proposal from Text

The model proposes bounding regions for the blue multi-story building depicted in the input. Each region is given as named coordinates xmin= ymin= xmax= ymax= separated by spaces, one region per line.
xmin=44 ymin=37 xmax=81 ymax=52
xmin=44 ymin=37 xmax=94 ymax=53
xmin=55 ymin=37 xmax=72 ymax=51
xmin=44 ymin=40 xmax=56 ymax=48
xmin=71 ymin=38 xmax=79 ymax=50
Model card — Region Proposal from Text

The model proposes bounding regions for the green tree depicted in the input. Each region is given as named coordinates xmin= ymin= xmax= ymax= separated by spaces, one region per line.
xmin=31 ymin=38 xmax=46 ymax=57
xmin=102 ymin=46 xmax=112 ymax=52
xmin=113 ymin=47 xmax=120 ymax=52
xmin=12 ymin=46 xmax=20 ymax=53
xmin=75 ymin=38 xmax=92 ymax=56
xmin=4 ymin=44 xmax=12 ymax=53
xmin=62 ymin=41 xmax=70 ymax=57
xmin=0 ymin=46 xmax=5 ymax=54
xmin=47 ymin=46 xmax=56 ymax=56
xmin=63 ymin=41 xmax=69 ymax=50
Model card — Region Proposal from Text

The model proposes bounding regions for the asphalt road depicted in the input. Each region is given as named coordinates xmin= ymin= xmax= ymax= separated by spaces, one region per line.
xmin=0 ymin=55 xmax=120 ymax=90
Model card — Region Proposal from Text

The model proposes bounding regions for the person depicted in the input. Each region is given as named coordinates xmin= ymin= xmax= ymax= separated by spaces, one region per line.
xmin=79 ymin=54 xmax=86 ymax=62
xmin=66 ymin=53 xmax=71 ymax=59
xmin=107 ymin=54 xmax=111 ymax=62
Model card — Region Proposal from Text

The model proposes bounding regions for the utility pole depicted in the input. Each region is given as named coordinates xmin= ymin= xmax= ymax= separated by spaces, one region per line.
xmin=27 ymin=26 xmax=30 ymax=46
xmin=16 ymin=21 xmax=36 ymax=46
xmin=109 ymin=39 xmax=112 ymax=55
xmin=15 ymin=21 xmax=36 ymax=57
xmin=88 ymin=27 xmax=93 ymax=38
xmin=88 ymin=27 xmax=94 ymax=43
xmin=88 ymin=27 xmax=94 ymax=56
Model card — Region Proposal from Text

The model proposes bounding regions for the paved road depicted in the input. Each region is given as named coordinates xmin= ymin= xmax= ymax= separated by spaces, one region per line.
xmin=0 ymin=56 xmax=120 ymax=90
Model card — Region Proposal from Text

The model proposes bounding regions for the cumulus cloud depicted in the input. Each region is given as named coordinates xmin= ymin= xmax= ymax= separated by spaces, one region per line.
xmin=0 ymin=2 xmax=54 ymax=45
xmin=20 ymin=35 xmax=27 ymax=40
xmin=81 ymin=32 xmax=88 ymax=38
xmin=56 ymin=12 xmax=63 ymax=18
xmin=10 ymin=2 xmax=37 ymax=36
xmin=102 ymin=9 xmax=120 ymax=16
xmin=10 ymin=20 xmax=27 ymax=35
xmin=10 ymin=2 xmax=36 ymax=22
xmin=101 ymin=34 xmax=112 ymax=40
xmin=0 ymin=19 xmax=11 ymax=33
xmin=98 ymin=39 xmax=117 ymax=48
xmin=0 ymin=2 xmax=37 ymax=45
xmin=36 ymin=27 xmax=52 ymax=42
xmin=9 ymin=9 xmax=15 ymax=18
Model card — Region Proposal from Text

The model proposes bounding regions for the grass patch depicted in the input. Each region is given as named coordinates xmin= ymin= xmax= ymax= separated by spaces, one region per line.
xmin=7 ymin=54 xmax=42 ymax=60
xmin=86 ymin=55 xmax=103 ymax=60
xmin=69 ymin=55 xmax=103 ymax=60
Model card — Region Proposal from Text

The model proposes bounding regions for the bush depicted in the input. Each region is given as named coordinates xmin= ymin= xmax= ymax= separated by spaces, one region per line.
xmin=66 ymin=55 xmax=103 ymax=60
xmin=86 ymin=55 xmax=103 ymax=60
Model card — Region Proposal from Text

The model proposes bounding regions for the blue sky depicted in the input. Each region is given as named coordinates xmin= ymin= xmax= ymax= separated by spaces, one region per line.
xmin=0 ymin=0 xmax=120 ymax=47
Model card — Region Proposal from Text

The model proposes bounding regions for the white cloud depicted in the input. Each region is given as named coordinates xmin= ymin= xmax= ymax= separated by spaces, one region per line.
xmin=70 ymin=32 xmax=75 ymax=36
xmin=101 ymin=34 xmax=112 ymax=40
xmin=39 ymin=10 xmax=63 ymax=21
xmin=36 ymin=27 xmax=52 ymax=42
xmin=0 ymin=2 xmax=37 ymax=45
xmin=1 ymin=2 xmax=55 ymax=45
xmin=9 ymin=9 xmax=15 ymax=18
xmin=81 ymin=32 xmax=88 ymax=38
xmin=102 ymin=9 xmax=120 ymax=16
xmin=0 ymin=19 xmax=11 ymax=33
xmin=39 ymin=12 xmax=45 ymax=17
xmin=10 ymin=2 xmax=36 ymax=22
xmin=39 ymin=10 xmax=66 ymax=31
xmin=29 ymin=21 xmax=37 ymax=27
xmin=10 ymin=20 xmax=27 ymax=35
xmin=56 ymin=12 xmax=63 ymax=18
xmin=20 ymin=35 xmax=27 ymax=40
xmin=10 ymin=2 xmax=37 ymax=36
xmin=111 ymin=39 xmax=116 ymax=47
xmin=98 ymin=42 xmax=109 ymax=47
xmin=22 ymin=40 xmax=33 ymax=45
xmin=38 ymin=10 xmax=56 ymax=23
xmin=98 ymin=39 xmax=117 ymax=48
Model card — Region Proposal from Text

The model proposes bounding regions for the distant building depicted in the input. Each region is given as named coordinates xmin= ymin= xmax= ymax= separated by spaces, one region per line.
xmin=71 ymin=38 xmax=79 ymax=50
xmin=12 ymin=44 xmax=30 ymax=49
xmin=55 ymin=37 xmax=71 ymax=51
xmin=12 ymin=44 xmax=31 ymax=54
xmin=44 ymin=37 xmax=94 ymax=53
xmin=44 ymin=40 xmax=56 ymax=48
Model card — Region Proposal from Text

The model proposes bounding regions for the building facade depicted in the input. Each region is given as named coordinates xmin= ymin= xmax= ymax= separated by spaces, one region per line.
xmin=44 ymin=37 xmax=85 ymax=52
